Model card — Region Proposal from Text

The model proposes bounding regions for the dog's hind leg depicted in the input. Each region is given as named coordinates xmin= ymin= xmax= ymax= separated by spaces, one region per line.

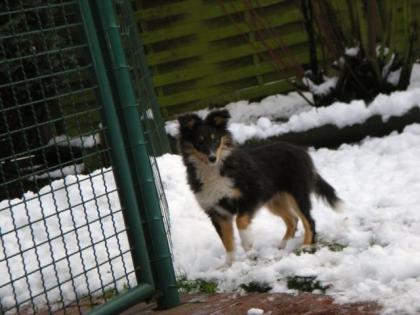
xmin=236 ymin=213 xmax=254 ymax=252
xmin=209 ymin=213 xmax=235 ymax=265
xmin=287 ymin=193 xmax=316 ymax=246
xmin=266 ymin=193 xmax=298 ymax=249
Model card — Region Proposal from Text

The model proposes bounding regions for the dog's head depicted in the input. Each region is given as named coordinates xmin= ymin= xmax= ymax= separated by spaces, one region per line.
xmin=178 ymin=110 xmax=233 ymax=165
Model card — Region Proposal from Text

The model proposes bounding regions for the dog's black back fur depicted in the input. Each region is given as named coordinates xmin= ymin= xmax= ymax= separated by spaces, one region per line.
xmin=221 ymin=141 xmax=316 ymax=214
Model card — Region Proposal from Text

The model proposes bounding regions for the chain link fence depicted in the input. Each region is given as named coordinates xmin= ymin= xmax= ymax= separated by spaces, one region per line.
xmin=0 ymin=1 xmax=178 ymax=314
xmin=115 ymin=0 xmax=172 ymax=246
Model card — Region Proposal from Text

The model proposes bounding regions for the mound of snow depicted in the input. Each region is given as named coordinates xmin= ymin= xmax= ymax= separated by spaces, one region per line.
xmin=167 ymin=63 xmax=420 ymax=144
xmin=247 ymin=308 xmax=265 ymax=315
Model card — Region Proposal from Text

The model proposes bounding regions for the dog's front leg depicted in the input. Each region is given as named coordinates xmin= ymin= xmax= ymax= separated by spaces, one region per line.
xmin=209 ymin=212 xmax=235 ymax=266
xmin=236 ymin=213 xmax=253 ymax=252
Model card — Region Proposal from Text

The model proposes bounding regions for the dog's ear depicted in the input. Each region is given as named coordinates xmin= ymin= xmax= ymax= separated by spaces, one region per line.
xmin=178 ymin=114 xmax=202 ymax=134
xmin=205 ymin=110 xmax=230 ymax=129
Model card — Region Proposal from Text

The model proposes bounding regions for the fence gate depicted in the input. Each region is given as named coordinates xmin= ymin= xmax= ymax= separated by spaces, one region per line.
xmin=0 ymin=0 xmax=179 ymax=314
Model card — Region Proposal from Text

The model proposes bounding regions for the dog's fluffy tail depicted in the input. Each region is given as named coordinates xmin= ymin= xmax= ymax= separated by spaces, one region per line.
xmin=314 ymin=174 xmax=344 ymax=212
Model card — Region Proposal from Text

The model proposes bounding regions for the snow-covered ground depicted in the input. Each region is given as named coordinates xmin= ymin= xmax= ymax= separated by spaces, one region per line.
xmin=2 ymin=64 xmax=420 ymax=314
xmin=4 ymin=123 xmax=420 ymax=314
xmin=0 ymin=170 xmax=135 ymax=313
xmin=161 ymin=123 xmax=420 ymax=315
xmin=48 ymin=133 xmax=101 ymax=148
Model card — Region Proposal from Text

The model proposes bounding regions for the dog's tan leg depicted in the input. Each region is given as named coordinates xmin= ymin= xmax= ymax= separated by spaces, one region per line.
xmin=285 ymin=194 xmax=314 ymax=246
xmin=267 ymin=193 xmax=298 ymax=249
xmin=210 ymin=214 xmax=235 ymax=265
xmin=236 ymin=213 xmax=253 ymax=252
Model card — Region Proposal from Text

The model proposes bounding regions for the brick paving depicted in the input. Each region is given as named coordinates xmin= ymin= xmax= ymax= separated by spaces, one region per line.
xmin=122 ymin=292 xmax=380 ymax=315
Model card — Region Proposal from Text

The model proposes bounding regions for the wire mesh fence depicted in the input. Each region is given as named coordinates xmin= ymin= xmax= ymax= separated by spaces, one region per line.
xmin=115 ymin=0 xmax=173 ymax=250
xmin=0 ymin=0 xmax=177 ymax=314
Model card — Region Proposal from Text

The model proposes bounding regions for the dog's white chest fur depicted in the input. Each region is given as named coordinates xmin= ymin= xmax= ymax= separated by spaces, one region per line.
xmin=193 ymin=162 xmax=237 ymax=212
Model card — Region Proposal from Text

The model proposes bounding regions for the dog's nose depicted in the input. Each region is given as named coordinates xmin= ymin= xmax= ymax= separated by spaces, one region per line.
xmin=208 ymin=155 xmax=216 ymax=163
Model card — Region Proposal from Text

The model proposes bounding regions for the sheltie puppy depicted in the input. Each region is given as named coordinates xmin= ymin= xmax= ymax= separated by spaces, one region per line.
xmin=177 ymin=110 xmax=342 ymax=265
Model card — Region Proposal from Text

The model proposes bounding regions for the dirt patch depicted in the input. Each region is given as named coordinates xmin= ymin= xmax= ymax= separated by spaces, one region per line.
xmin=123 ymin=292 xmax=381 ymax=315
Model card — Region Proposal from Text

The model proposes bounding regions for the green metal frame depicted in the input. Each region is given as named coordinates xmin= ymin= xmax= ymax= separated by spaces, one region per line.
xmin=92 ymin=0 xmax=180 ymax=309
xmin=80 ymin=0 xmax=180 ymax=312
xmin=78 ymin=1 xmax=157 ymax=313
xmin=1 ymin=0 xmax=179 ymax=313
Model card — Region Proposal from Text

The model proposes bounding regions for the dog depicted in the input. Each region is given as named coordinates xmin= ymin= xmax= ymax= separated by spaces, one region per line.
xmin=177 ymin=110 xmax=342 ymax=265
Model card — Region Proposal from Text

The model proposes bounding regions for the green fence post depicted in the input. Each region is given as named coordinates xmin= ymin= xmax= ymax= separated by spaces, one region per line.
xmin=78 ymin=0 xmax=156 ymax=308
xmin=121 ymin=0 xmax=171 ymax=155
xmin=93 ymin=0 xmax=180 ymax=309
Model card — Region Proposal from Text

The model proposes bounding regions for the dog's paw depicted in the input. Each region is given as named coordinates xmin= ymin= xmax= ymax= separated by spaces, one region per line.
xmin=278 ymin=239 xmax=288 ymax=250
xmin=216 ymin=252 xmax=235 ymax=270
xmin=277 ymin=250 xmax=287 ymax=259
xmin=225 ymin=251 xmax=235 ymax=266
xmin=216 ymin=263 xmax=230 ymax=271
xmin=241 ymin=242 xmax=253 ymax=252
xmin=239 ymin=229 xmax=253 ymax=252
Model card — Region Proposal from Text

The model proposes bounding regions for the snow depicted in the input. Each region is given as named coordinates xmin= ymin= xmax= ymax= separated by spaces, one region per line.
xmin=247 ymin=308 xmax=265 ymax=315
xmin=381 ymin=54 xmax=403 ymax=86
xmin=49 ymin=134 xmax=101 ymax=148
xmin=382 ymin=54 xmax=397 ymax=80
xmin=165 ymin=92 xmax=311 ymax=137
xmin=229 ymin=86 xmax=420 ymax=144
xmin=166 ymin=63 xmax=420 ymax=145
xmin=409 ymin=63 xmax=420 ymax=89
xmin=0 ymin=170 xmax=134 ymax=313
xmin=386 ymin=68 xmax=401 ymax=86
xmin=3 ymin=126 xmax=420 ymax=314
xmin=28 ymin=163 xmax=84 ymax=180
xmin=302 ymin=75 xmax=338 ymax=96
xmin=345 ymin=46 xmax=360 ymax=56
xmin=159 ymin=124 xmax=420 ymax=315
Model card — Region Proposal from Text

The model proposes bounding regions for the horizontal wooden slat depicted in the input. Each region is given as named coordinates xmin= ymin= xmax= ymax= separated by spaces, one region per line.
xmin=157 ymin=48 xmax=311 ymax=107
xmin=134 ymin=0 xmax=195 ymax=20
xmin=153 ymin=40 xmax=309 ymax=88
xmin=193 ymin=54 xmax=306 ymax=89
xmin=206 ymin=79 xmax=293 ymax=106
xmin=146 ymin=14 xmax=304 ymax=65
xmin=163 ymin=78 xmax=294 ymax=117
xmin=135 ymin=0 xmax=286 ymax=22
xmin=140 ymin=7 xmax=302 ymax=45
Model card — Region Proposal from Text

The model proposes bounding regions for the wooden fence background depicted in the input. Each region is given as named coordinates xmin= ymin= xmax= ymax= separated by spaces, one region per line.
xmin=132 ymin=0 xmax=420 ymax=118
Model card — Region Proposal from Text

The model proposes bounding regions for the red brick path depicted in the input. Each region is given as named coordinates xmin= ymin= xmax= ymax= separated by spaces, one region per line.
xmin=122 ymin=293 xmax=380 ymax=315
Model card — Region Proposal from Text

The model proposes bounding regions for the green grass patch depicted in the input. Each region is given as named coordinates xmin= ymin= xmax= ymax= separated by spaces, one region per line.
xmin=318 ymin=239 xmax=347 ymax=252
xmin=240 ymin=281 xmax=272 ymax=293
xmin=103 ymin=288 xmax=118 ymax=300
xmin=177 ymin=277 xmax=218 ymax=294
xmin=294 ymin=239 xmax=347 ymax=256
xmin=286 ymin=276 xmax=330 ymax=293
xmin=293 ymin=246 xmax=318 ymax=256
